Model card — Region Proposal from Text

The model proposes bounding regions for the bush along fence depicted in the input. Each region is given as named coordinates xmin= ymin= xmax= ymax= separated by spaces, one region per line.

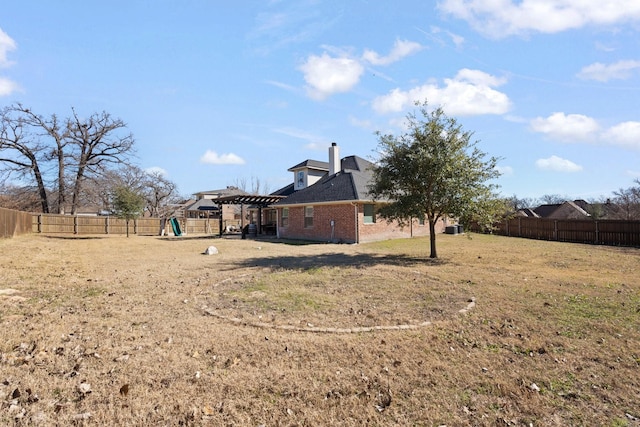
xmin=471 ymin=217 xmax=640 ymax=247
xmin=31 ymin=214 xmax=231 ymax=236
xmin=0 ymin=207 xmax=33 ymax=238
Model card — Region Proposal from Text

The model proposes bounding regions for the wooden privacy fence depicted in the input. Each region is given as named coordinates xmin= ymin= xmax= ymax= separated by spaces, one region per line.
xmin=477 ymin=217 xmax=640 ymax=247
xmin=0 ymin=207 xmax=32 ymax=238
xmin=31 ymin=214 xmax=232 ymax=236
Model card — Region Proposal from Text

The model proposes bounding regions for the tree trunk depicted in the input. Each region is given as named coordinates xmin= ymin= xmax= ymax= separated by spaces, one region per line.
xmin=57 ymin=147 xmax=66 ymax=214
xmin=33 ymin=163 xmax=50 ymax=214
xmin=428 ymin=219 xmax=438 ymax=258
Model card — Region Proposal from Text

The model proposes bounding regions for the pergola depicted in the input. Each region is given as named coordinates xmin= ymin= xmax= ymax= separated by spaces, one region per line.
xmin=213 ymin=194 xmax=287 ymax=236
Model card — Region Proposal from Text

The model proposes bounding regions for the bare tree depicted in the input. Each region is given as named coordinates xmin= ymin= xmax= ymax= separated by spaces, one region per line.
xmin=232 ymin=176 xmax=270 ymax=194
xmin=0 ymin=183 xmax=43 ymax=212
xmin=11 ymin=104 xmax=70 ymax=213
xmin=0 ymin=106 xmax=51 ymax=212
xmin=612 ymin=181 xmax=640 ymax=220
xmin=539 ymin=194 xmax=568 ymax=205
xmin=67 ymin=108 xmax=135 ymax=214
xmin=143 ymin=169 xmax=178 ymax=217
xmin=0 ymin=104 xmax=136 ymax=214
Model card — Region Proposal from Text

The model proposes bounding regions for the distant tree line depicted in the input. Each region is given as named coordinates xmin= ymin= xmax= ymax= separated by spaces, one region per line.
xmin=0 ymin=103 xmax=180 ymax=216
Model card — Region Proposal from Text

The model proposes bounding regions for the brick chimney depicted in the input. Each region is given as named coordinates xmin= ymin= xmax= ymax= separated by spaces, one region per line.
xmin=329 ymin=142 xmax=340 ymax=175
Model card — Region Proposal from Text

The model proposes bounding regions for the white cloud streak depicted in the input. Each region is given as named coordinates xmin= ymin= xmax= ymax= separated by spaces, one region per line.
xmin=437 ymin=0 xmax=640 ymax=38
xmin=577 ymin=60 xmax=640 ymax=82
xmin=362 ymin=39 xmax=423 ymax=66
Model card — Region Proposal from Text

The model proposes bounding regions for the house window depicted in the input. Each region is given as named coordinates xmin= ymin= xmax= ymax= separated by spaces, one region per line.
xmin=281 ymin=208 xmax=289 ymax=227
xmin=304 ymin=206 xmax=314 ymax=228
xmin=363 ymin=204 xmax=376 ymax=224
xmin=418 ymin=214 xmax=425 ymax=225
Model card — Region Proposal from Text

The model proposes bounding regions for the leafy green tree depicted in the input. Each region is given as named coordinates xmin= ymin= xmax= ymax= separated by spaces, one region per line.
xmin=369 ymin=103 xmax=501 ymax=258
xmin=112 ymin=185 xmax=145 ymax=237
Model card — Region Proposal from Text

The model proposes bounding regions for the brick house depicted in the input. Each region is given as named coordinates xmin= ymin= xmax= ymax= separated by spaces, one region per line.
xmin=271 ymin=143 xmax=448 ymax=243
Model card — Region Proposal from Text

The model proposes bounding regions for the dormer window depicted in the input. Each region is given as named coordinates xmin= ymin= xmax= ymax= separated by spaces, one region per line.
xmin=297 ymin=171 xmax=305 ymax=189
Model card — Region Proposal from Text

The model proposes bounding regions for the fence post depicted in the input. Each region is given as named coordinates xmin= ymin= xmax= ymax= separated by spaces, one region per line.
xmin=38 ymin=214 xmax=42 ymax=233
xmin=134 ymin=218 xmax=138 ymax=235
xmin=595 ymin=221 xmax=599 ymax=244
xmin=518 ymin=217 xmax=521 ymax=237
xmin=554 ymin=220 xmax=558 ymax=241
xmin=74 ymin=215 xmax=78 ymax=234
xmin=105 ymin=216 xmax=109 ymax=234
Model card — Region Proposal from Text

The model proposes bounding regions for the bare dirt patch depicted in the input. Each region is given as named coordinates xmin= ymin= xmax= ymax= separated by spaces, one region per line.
xmin=1 ymin=233 xmax=639 ymax=426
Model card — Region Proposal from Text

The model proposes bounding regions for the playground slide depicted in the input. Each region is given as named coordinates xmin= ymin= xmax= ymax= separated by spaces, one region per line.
xmin=170 ymin=218 xmax=182 ymax=236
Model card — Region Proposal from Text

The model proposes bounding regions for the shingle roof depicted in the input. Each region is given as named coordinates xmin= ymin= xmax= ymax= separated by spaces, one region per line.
xmin=274 ymin=155 xmax=376 ymax=206
xmin=287 ymin=159 xmax=329 ymax=172
xmin=533 ymin=204 xmax=561 ymax=218
xmin=185 ymin=199 xmax=220 ymax=211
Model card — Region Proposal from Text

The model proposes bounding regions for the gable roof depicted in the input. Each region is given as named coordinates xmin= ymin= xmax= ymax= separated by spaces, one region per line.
xmin=185 ymin=198 xmax=220 ymax=211
xmin=287 ymin=159 xmax=329 ymax=172
xmin=533 ymin=204 xmax=561 ymax=218
xmin=274 ymin=155 xmax=375 ymax=206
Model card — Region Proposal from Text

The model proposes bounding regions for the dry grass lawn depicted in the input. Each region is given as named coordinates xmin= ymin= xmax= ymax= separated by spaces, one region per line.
xmin=0 ymin=232 xmax=639 ymax=426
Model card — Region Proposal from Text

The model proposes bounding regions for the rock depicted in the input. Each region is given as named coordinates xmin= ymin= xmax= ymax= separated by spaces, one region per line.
xmin=203 ymin=246 xmax=218 ymax=255
xmin=77 ymin=383 xmax=92 ymax=395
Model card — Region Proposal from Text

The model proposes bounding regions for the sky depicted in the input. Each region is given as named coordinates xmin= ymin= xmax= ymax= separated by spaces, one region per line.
xmin=1 ymin=0 xmax=640 ymax=201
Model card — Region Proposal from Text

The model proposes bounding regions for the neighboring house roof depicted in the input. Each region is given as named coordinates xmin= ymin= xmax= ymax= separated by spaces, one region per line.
xmin=274 ymin=155 xmax=376 ymax=207
xmin=193 ymin=186 xmax=248 ymax=199
xmin=287 ymin=159 xmax=329 ymax=172
xmin=533 ymin=204 xmax=561 ymax=218
xmin=548 ymin=200 xmax=591 ymax=219
xmin=516 ymin=208 xmax=540 ymax=217
xmin=185 ymin=198 xmax=220 ymax=211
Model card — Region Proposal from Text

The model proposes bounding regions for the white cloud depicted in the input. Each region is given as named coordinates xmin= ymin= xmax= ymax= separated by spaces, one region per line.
xmin=0 ymin=77 xmax=19 ymax=96
xmin=602 ymin=121 xmax=640 ymax=150
xmin=0 ymin=28 xmax=16 ymax=68
xmin=199 ymin=150 xmax=245 ymax=165
xmin=530 ymin=112 xmax=600 ymax=142
xmin=577 ymin=60 xmax=640 ymax=82
xmin=535 ymin=155 xmax=583 ymax=172
xmin=371 ymin=68 xmax=511 ymax=116
xmin=437 ymin=0 xmax=640 ymax=38
xmin=0 ymin=28 xmax=18 ymax=97
xmin=362 ymin=39 xmax=423 ymax=66
xmin=530 ymin=113 xmax=640 ymax=150
xmin=299 ymin=53 xmax=364 ymax=100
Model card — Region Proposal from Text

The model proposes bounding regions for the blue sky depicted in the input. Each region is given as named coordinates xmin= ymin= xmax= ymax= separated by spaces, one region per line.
xmin=2 ymin=1 xmax=639 ymax=200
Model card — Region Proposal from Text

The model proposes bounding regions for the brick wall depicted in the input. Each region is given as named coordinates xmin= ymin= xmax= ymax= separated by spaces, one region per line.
xmin=278 ymin=204 xmax=357 ymax=243
xmin=276 ymin=203 xmax=448 ymax=243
